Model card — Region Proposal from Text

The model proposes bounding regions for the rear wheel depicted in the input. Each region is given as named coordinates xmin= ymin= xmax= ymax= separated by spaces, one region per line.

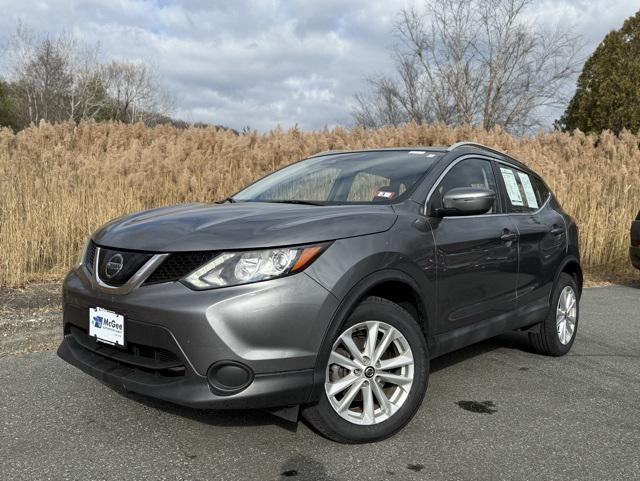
xmin=302 ymin=296 xmax=428 ymax=443
xmin=529 ymin=273 xmax=579 ymax=356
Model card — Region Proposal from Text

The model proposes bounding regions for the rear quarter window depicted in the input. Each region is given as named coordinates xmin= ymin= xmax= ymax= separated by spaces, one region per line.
xmin=532 ymin=177 xmax=551 ymax=206
xmin=498 ymin=166 xmax=548 ymax=213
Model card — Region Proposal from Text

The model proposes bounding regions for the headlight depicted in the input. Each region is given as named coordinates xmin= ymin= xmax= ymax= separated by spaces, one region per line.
xmin=182 ymin=243 xmax=329 ymax=290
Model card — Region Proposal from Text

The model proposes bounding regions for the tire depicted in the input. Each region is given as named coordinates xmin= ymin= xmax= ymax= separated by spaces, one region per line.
xmin=302 ymin=296 xmax=429 ymax=444
xmin=529 ymin=273 xmax=579 ymax=356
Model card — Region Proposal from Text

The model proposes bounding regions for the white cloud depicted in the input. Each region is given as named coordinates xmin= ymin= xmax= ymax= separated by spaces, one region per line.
xmin=527 ymin=0 xmax=638 ymax=52
xmin=0 ymin=0 xmax=637 ymax=131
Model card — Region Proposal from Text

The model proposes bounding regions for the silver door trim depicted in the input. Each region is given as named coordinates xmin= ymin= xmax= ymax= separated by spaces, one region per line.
xmin=424 ymin=154 xmax=550 ymax=217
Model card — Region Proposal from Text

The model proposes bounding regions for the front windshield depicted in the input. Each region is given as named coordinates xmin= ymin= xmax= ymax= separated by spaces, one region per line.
xmin=233 ymin=150 xmax=442 ymax=204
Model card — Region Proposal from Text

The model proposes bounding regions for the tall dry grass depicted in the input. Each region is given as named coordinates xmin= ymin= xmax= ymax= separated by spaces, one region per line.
xmin=1 ymin=120 xmax=638 ymax=287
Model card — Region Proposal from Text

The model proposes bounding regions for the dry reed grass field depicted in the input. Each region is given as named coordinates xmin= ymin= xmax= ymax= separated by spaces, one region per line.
xmin=0 ymin=120 xmax=638 ymax=287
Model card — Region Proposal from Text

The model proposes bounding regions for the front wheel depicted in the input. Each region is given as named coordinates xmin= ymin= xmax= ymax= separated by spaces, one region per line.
xmin=529 ymin=273 xmax=579 ymax=356
xmin=302 ymin=296 xmax=429 ymax=444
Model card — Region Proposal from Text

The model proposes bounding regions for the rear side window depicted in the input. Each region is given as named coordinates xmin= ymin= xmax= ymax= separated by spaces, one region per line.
xmin=498 ymin=165 xmax=548 ymax=213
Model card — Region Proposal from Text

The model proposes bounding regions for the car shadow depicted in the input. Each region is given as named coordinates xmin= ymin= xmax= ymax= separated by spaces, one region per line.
xmin=102 ymin=382 xmax=297 ymax=431
xmin=100 ymin=330 xmax=536 ymax=431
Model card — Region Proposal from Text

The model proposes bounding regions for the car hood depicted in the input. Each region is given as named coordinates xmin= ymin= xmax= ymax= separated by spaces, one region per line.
xmin=93 ymin=202 xmax=398 ymax=252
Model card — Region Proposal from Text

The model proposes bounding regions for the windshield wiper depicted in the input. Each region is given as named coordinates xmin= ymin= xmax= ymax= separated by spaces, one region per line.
xmin=265 ymin=200 xmax=326 ymax=206
xmin=216 ymin=196 xmax=236 ymax=204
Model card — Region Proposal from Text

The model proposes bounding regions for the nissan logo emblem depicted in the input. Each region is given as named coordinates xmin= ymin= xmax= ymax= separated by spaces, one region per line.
xmin=105 ymin=254 xmax=124 ymax=279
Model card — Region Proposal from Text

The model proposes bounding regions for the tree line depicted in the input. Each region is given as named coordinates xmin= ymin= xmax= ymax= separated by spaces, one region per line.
xmin=0 ymin=25 xmax=172 ymax=131
xmin=2 ymin=3 xmax=639 ymax=136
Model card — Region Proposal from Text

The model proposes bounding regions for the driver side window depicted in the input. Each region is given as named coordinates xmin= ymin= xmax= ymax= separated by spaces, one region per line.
xmin=430 ymin=158 xmax=499 ymax=215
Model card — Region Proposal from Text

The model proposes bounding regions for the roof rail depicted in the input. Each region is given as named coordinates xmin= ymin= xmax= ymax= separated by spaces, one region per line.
xmin=447 ymin=141 xmax=507 ymax=158
xmin=310 ymin=149 xmax=345 ymax=157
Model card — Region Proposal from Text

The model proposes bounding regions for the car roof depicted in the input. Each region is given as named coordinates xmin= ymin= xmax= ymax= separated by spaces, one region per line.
xmin=309 ymin=142 xmax=534 ymax=176
xmin=309 ymin=147 xmax=448 ymax=157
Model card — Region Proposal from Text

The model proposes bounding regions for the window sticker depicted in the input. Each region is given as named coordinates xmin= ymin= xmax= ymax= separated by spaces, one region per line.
xmin=374 ymin=190 xmax=396 ymax=199
xmin=499 ymin=167 xmax=523 ymax=206
xmin=517 ymin=172 xmax=538 ymax=209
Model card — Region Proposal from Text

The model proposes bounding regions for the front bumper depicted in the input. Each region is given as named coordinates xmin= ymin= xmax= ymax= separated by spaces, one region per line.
xmin=57 ymin=334 xmax=314 ymax=409
xmin=59 ymin=266 xmax=339 ymax=409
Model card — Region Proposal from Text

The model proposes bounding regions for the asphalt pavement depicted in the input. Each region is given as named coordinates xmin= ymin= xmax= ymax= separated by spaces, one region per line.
xmin=1 ymin=286 xmax=639 ymax=481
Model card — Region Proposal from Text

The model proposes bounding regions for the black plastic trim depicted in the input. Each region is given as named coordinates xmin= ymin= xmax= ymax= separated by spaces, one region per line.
xmin=207 ymin=360 xmax=255 ymax=396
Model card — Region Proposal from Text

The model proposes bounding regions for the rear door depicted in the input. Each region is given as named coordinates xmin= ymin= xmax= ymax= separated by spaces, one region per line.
xmin=495 ymin=163 xmax=567 ymax=309
xmin=428 ymin=157 xmax=519 ymax=334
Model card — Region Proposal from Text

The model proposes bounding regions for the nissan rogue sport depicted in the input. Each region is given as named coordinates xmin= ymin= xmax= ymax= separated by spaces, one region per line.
xmin=58 ymin=142 xmax=582 ymax=443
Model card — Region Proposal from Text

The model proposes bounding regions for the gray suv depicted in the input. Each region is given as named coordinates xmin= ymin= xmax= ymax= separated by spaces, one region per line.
xmin=58 ymin=142 xmax=582 ymax=443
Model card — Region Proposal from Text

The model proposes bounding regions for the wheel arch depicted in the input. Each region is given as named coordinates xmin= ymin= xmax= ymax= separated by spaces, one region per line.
xmin=556 ymin=255 xmax=583 ymax=298
xmin=307 ymin=269 xmax=432 ymax=403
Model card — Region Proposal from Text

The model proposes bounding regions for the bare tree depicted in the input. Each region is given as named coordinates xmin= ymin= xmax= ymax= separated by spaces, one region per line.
xmin=9 ymin=26 xmax=74 ymax=124
xmin=7 ymin=25 xmax=112 ymax=125
xmin=353 ymin=0 xmax=582 ymax=133
xmin=103 ymin=60 xmax=172 ymax=123
xmin=6 ymin=25 xmax=172 ymax=126
xmin=68 ymin=42 xmax=111 ymax=122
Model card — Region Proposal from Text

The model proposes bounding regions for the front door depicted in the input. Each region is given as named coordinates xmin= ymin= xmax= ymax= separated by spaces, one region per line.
xmin=427 ymin=157 xmax=519 ymax=334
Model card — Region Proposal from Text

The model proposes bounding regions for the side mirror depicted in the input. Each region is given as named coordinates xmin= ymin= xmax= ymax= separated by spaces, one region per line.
xmin=437 ymin=187 xmax=496 ymax=217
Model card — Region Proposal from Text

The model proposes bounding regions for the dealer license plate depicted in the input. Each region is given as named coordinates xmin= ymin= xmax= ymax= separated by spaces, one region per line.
xmin=89 ymin=307 xmax=125 ymax=347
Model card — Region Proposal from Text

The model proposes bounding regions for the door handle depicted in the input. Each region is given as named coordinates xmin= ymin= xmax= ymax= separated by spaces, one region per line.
xmin=550 ymin=226 xmax=565 ymax=235
xmin=500 ymin=230 xmax=518 ymax=242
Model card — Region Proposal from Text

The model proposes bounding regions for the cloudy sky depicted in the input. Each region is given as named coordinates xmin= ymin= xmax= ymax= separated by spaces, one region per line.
xmin=0 ymin=0 xmax=637 ymax=131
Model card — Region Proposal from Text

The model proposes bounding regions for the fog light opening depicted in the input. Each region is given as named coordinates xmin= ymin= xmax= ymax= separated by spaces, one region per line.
xmin=207 ymin=360 xmax=254 ymax=396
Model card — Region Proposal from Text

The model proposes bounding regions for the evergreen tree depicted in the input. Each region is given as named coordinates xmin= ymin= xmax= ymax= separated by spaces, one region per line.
xmin=0 ymin=80 xmax=20 ymax=131
xmin=558 ymin=10 xmax=640 ymax=134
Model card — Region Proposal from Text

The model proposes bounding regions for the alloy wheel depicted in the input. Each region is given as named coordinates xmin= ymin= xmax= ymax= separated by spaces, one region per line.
xmin=556 ymin=286 xmax=577 ymax=345
xmin=324 ymin=320 xmax=415 ymax=425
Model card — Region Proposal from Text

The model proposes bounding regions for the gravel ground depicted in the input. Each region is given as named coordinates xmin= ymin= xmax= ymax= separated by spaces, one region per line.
xmin=0 ymin=283 xmax=61 ymax=357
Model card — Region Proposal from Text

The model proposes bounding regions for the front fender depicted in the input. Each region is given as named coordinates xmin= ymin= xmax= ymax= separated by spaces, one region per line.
xmin=306 ymin=267 xmax=435 ymax=403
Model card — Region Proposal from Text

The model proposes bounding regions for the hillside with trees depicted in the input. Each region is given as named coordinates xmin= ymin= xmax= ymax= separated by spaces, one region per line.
xmin=0 ymin=26 xmax=178 ymax=131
